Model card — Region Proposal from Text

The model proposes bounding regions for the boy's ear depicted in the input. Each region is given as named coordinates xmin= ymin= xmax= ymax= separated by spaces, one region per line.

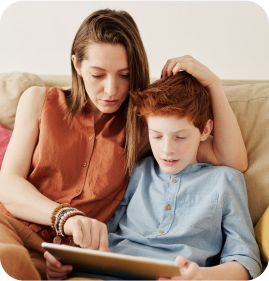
xmin=200 ymin=119 xmax=213 ymax=141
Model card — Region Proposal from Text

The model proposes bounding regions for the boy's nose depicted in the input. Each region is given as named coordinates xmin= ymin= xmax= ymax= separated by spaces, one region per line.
xmin=162 ymin=140 xmax=175 ymax=155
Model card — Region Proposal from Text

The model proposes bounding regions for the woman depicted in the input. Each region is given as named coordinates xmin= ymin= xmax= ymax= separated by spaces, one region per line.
xmin=0 ymin=9 xmax=247 ymax=280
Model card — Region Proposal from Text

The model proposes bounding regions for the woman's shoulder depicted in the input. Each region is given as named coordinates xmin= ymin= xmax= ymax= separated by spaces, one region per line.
xmin=19 ymin=86 xmax=46 ymax=121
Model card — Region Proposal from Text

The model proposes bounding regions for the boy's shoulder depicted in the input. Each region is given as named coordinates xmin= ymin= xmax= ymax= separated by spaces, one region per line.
xmin=203 ymin=164 xmax=242 ymax=175
xmin=200 ymin=164 xmax=247 ymax=197
xmin=203 ymin=164 xmax=244 ymax=180
xmin=131 ymin=156 xmax=157 ymax=179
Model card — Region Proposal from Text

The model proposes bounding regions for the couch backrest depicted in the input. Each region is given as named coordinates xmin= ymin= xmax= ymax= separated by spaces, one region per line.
xmin=0 ymin=72 xmax=269 ymax=226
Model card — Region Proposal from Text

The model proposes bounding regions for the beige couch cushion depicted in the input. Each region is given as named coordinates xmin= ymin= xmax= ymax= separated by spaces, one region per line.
xmin=0 ymin=72 xmax=45 ymax=130
xmin=224 ymin=83 xmax=269 ymax=226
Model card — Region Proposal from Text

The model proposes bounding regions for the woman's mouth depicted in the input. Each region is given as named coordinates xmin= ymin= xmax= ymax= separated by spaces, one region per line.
xmin=101 ymin=100 xmax=119 ymax=106
xmin=161 ymin=159 xmax=179 ymax=166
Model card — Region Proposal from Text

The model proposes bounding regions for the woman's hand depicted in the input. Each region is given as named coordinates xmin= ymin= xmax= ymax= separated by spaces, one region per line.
xmin=45 ymin=215 xmax=109 ymax=280
xmin=44 ymin=251 xmax=72 ymax=280
xmin=161 ymin=55 xmax=220 ymax=89
xmin=64 ymin=215 xmax=109 ymax=251
xmin=162 ymin=55 xmax=248 ymax=171
xmin=158 ymin=256 xmax=203 ymax=280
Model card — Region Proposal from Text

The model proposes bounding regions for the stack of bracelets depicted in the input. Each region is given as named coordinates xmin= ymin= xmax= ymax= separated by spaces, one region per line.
xmin=50 ymin=203 xmax=86 ymax=244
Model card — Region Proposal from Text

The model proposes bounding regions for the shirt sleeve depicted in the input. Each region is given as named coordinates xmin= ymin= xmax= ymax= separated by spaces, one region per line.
xmin=220 ymin=170 xmax=262 ymax=279
xmin=106 ymin=160 xmax=144 ymax=234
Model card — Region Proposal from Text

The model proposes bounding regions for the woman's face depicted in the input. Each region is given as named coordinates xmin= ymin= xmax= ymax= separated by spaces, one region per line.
xmin=72 ymin=43 xmax=130 ymax=120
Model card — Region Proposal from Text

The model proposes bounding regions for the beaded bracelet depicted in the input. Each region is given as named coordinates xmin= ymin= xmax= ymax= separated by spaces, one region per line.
xmin=50 ymin=203 xmax=71 ymax=230
xmin=53 ymin=208 xmax=85 ymax=244
xmin=54 ymin=208 xmax=77 ymax=231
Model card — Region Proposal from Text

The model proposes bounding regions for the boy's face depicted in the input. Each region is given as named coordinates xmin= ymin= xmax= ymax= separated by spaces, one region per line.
xmin=148 ymin=115 xmax=210 ymax=175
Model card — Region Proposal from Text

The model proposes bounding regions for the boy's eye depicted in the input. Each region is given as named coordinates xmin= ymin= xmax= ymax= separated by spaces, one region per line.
xmin=176 ymin=137 xmax=186 ymax=139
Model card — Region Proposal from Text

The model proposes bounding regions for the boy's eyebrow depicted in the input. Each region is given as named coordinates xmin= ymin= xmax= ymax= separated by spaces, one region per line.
xmin=149 ymin=129 xmax=191 ymax=133
xmin=89 ymin=66 xmax=129 ymax=71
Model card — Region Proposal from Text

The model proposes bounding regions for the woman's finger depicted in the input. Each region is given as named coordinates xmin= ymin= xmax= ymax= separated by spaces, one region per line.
xmin=46 ymin=260 xmax=72 ymax=273
xmin=80 ymin=218 xmax=93 ymax=248
xmin=86 ymin=219 xmax=101 ymax=250
xmin=44 ymin=251 xmax=62 ymax=269
xmin=99 ymin=223 xmax=109 ymax=252
xmin=71 ymin=218 xmax=84 ymax=246
xmin=161 ymin=56 xmax=194 ymax=78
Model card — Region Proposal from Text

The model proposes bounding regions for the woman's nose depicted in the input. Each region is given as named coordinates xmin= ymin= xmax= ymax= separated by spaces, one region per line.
xmin=104 ymin=77 xmax=117 ymax=97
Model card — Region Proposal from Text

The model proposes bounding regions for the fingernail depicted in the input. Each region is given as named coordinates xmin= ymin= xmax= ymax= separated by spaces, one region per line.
xmin=57 ymin=263 xmax=61 ymax=268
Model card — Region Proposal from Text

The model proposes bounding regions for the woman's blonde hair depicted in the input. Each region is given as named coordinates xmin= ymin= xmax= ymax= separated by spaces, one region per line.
xmin=64 ymin=9 xmax=150 ymax=174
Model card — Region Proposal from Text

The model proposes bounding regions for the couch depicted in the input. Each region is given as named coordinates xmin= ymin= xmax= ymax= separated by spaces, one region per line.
xmin=0 ymin=72 xmax=268 ymax=277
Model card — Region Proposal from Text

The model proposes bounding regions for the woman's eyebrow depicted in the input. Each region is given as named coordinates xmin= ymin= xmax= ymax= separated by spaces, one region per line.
xmin=89 ymin=66 xmax=129 ymax=71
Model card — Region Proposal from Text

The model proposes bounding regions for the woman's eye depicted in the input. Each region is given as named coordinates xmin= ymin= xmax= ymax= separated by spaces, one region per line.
xmin=176 ymin=137 xmax=186 ymax=139
xmin=92 ymin=75 xmax=103 ymax=79
xmin=120 ymin=74 xmax=130 ymax=79
xmin=152 ymin=136 xmax=162 ymax=139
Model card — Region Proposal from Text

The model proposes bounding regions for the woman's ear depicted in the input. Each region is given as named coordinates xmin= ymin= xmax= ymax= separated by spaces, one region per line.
xmin=72 ymin=55 xmax=82 ymax=76
xmin=200 ymin=119 xmax=213 ymax=141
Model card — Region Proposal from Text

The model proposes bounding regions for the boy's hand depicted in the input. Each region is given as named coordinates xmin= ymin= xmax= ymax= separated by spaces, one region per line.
xmin=158 ymin=256 xmax=203 ymax=280
xmin=161 ymin=55 xmax=220 ymax=90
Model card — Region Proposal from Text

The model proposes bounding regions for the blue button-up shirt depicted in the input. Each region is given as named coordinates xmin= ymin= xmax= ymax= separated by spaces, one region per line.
xmin=107 ymin=156 xmax=261 ymax=279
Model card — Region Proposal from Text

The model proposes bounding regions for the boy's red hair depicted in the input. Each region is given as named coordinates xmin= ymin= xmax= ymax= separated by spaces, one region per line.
xmin=130 ymin=71 xmax=212 ymax=133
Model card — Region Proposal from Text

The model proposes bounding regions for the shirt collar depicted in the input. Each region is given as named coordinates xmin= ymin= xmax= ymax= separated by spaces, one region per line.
xmin=157 ymin=161 xmax=212 ymax=177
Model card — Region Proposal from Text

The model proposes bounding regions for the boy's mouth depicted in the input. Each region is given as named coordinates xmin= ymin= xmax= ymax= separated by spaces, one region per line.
xmin=161 ymin=159 xmax=179 ymax=166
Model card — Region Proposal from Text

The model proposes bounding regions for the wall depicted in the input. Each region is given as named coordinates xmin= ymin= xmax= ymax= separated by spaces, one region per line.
xmin=0 ymin=1 xmax=269 ymax=80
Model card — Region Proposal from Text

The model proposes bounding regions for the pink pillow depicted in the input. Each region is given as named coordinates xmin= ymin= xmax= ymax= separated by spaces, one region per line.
xmin=0 ymin=124 xmax=12 ymax=169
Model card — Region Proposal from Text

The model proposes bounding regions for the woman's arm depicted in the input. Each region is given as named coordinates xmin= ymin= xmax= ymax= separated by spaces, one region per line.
xmin=161 ymin=55 xmax=248 ymax=172
xmin=0 ymin=87 xmax=108 ymax=250
xmin=0 ymin=86 xmax=57 ymax=224
xmin=159 ymin=256 xmax=250 ymax=280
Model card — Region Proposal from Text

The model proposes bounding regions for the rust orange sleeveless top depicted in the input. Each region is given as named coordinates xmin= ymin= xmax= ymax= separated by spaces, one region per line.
xmin=0 ymin=87 xmax=130 ymax=241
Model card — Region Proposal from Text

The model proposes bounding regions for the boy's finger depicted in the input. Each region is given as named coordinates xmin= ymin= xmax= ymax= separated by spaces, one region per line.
xmin=44 ymin=251 xmax=62 ymax=268
xmin=175 ymin=255 xmax=188 ymax=268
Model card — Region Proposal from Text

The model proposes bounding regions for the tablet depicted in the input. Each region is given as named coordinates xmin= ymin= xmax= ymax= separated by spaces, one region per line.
xmin=42 ymin=242 xmax=180 ymax=280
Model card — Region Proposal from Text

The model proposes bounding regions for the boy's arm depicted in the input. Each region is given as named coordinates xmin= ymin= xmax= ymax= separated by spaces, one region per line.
xmin=219 ymin=171 xmax=261 ymax=279
xmin=160 ymin=257 xmax=249 ymax=280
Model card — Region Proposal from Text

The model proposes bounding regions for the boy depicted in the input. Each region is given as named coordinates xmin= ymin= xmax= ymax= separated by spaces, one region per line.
xmin=107 ymin=72 xmax=261 ymax=279
xmin=46 ymin=72 xmax=261 ymax=280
